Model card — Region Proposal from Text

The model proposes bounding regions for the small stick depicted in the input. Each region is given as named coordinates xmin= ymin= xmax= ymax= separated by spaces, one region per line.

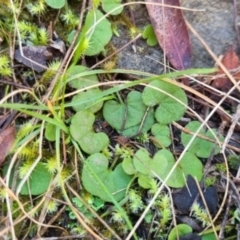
xmin=221 ymin=104 xmax=240 ymax=153
xmin=219 ymin=191 xmax=232 ymax=240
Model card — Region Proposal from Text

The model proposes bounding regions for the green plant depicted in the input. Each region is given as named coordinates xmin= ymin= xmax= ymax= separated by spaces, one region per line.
xmin=151 ymin=123 xmax=171 ymax=148
xmin=1 ymin=0 xmax=230 ymax=238
xmin=128 ymin=189 xmax=145 ymax=213
xmin=81 ymin=153 xmax=132 ymax=202
xmin=123 ymin=148 xmax=203 ymax=188
xmin=142 ymin=24 xmax=158 ymax=47
xmin=26 ymin=0 xmax=46 ymax=15
xmin=191 ymin=203 xmax=211 ymax=227
xmin=3 ymin=162 xmax=52 ymax=195
xmin=103 ymin=90 xmax=155 ymax=137
xmin=17 ymin=21 xmax=49 ymax=45
xmin=0 ymin=55 xmax=12 ymax=76
xmin=181 ymin=121 xmax=223 ymax=158
xmin=60 ymin=9 xmax=79 ymax=28
xmin=156 ymin=194 xmax=172 ymax=228
xmin=142 ymin=79 xmax=187 ymax=124
xmin=70 ymin=111 xmax=109 ymax=154
xmin=101 ymin=0 xmax=123 ymax=15
xmin=228 ymin=154 xmax=240 ymax=169
xmin=72 ymin=9 xmax=112 ymax=63
xmin=45 ymin=0 xmax=66 ymax=9
xmin=67 ymin=65 xmax=104 ymax=113
xmin=168 ymin=224 xmax=193 ymax=240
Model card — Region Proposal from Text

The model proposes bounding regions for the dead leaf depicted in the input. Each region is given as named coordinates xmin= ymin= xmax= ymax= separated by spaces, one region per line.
xmin=145 ymin=0 xmax=192 ymax=71
xmin=0 ymin=126 xmax=15 ymax=165
xmin=212 ymin=46 xmax=240 ymax=91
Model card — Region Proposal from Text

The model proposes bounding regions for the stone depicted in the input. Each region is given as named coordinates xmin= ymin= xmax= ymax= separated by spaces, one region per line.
xmin=112 ymin=1 xmax=239 ymax=73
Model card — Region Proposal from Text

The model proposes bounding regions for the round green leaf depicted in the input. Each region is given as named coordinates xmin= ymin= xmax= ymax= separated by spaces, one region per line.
xmin=103 ymin=91 xmax=154 ymax=137
xmin=101 ymin=0 xmax=123 ymax=15
xmin=142 ymin=80 xmax=187 ymax=124
xmin=82 ymin=153 xmax=132 ymax=202
xmin=45 ymin=0 xmax=65 ymax=9
xmin=168 ymin=224 xmax=192 ymax=240
xmin=181 ymin=121 xmax=222 ymax=158
xmin=67 ymin=65 xmax=99 ymax=89
xmin=4 ymin=163 xmax=52 ymax=195
xmin=70 ymin=111 xmax=109 ymax=154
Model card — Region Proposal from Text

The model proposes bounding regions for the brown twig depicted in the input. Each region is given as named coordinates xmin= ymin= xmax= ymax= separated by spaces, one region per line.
xmin=219 ymin=191 xmax=232 ymax=240
xmin=0 ymin=78 xmax=31 ymax=90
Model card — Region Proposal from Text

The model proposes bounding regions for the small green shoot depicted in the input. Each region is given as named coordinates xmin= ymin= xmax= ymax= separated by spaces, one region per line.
xmin=142 ymin=24 xmax=158 ymax=47
xmin=0 ymin=55 xmax=12 ymax=76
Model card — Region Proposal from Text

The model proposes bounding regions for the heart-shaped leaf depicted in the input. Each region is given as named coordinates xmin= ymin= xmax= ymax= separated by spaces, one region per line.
xmin=142 ymin=79 xmax=187 ymax=124
xmin=151 ymin=123 xmax=171 ymax=148
xmin=103 ymin=91 xmax=154 ymax=137
xmin=181 ymin=121 xmax=222 ymax=158
xmin=82 ymin=153 xmax=132 ymax=202
xmin=133 ymin=149 xmax=203 ymax=188
xmin=70 ymin=111 xmax=109 ymax=154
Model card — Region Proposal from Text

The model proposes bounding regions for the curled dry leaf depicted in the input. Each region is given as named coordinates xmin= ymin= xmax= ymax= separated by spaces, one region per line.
xmin=212 ymin=46 xmax=240 ymax=91
xmin=0 ymin=126 xmax=15 ymax=165
xmin=145 ymin=0 xmax=192 ymax=72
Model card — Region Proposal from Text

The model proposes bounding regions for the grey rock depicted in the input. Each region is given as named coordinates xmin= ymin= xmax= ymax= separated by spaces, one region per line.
xmin=182 ymin=0 xmax=238 ymax=68
xmin=112 ymin=1 xmax=239 ymax=74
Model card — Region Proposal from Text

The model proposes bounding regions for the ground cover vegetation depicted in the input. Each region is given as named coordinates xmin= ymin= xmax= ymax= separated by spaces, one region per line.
xmin=0 ymin=0 xmax=240 ymax=239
